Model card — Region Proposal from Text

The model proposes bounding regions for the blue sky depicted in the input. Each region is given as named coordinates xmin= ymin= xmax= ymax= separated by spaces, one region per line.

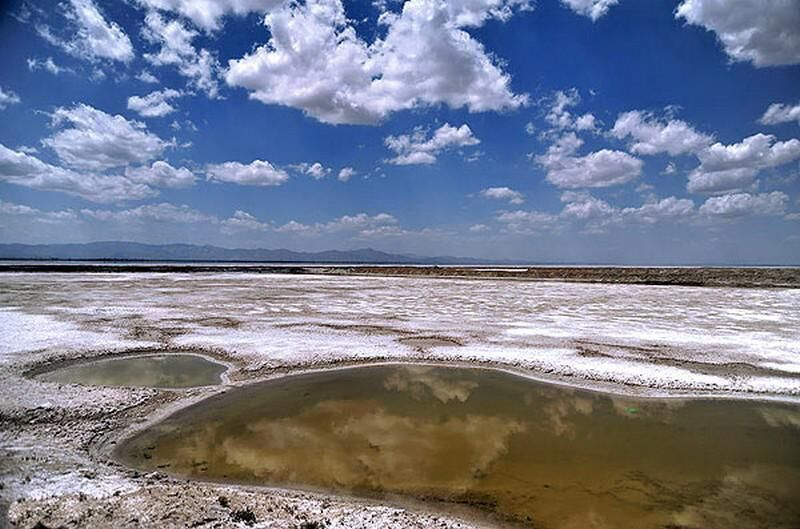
xmin=0 ymin=0 xmax=799 ymax=264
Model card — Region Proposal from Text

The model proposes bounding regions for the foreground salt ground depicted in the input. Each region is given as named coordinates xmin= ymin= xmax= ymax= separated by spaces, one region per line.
xmin=1 ymin=272 xmax=799 ymax=528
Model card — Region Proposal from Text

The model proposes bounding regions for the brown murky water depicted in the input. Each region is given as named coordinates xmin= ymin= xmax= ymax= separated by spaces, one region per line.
xmin=115 ymin=365 xmax=800 ymax=528
xmin=39 ymin=354 xmax=226 ymax=388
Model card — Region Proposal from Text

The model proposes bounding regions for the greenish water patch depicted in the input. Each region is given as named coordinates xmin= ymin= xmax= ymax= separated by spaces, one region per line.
xmin=40 ymin=354 xmax=226 ymax=388
xmin=115 ymin=365 xmax=800 ymax=528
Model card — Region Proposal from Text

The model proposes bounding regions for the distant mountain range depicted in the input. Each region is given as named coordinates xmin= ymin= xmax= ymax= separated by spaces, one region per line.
xmin=0 ymin=242 xmax=496 ymax=265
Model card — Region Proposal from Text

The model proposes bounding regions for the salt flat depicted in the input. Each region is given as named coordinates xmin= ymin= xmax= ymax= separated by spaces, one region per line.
xmin=1 ymin=272 xmax=798 ymax=398
xmin=1 ymin=271 xmax=799 ymax=529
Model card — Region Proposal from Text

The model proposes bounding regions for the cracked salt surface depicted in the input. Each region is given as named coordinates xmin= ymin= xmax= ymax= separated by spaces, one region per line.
xmin=0 ymin=272 xmax=799 ymax=398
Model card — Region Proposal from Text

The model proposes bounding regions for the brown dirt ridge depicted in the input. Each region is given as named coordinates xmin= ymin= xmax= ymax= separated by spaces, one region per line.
xmin=323 ymin=266 xmax=800 ymax=288
xmin=1 ymin=263 xmax=799 ymax=288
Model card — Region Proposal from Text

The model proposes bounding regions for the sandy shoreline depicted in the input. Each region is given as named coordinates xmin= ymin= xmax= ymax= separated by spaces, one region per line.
xmin=2 ymin=271 xmax=799 ymax=528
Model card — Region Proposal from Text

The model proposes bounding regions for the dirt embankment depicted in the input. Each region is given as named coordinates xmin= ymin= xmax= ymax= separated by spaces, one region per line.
xmin=1 ymin=263 xmax=799 ymax=288
xmin=324 ymin=266 xmax=800 ymax=288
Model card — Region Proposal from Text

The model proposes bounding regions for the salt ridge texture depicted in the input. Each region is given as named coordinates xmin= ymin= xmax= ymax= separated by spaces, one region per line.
xmin=1 ymin=272 xmax=798 ymax=398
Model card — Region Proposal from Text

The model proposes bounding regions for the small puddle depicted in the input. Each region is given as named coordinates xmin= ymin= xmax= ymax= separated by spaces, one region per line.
xmin=115 ymin=365 xmax=800 ymax=528
xmin=39 ymin=354 xmax=227 ymax=388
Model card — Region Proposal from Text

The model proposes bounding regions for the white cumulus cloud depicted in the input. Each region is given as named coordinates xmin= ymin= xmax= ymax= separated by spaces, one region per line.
xmin=26 ymin=57 xmax=72 ymax=75
xmin=496 ymin=209 xmax=559 ymax=233
xmin=124 ymin=160 xmax=195 ymax=188
xmin=0 ymin=200 xmax=78 ymax=223
xmin=137 ymin=70 xmax=160 ymax=84
xmin=611 ymin=110 xmax=713 ymax=156
xmin=43 ymin=104 xmax=167 ymax=171
xmin=39 ymin=0 xmax=134 ymax=63
xmin=0 ymin=143 xmax=155 ymax=203
xmin=544 ymin=88 xmax=597 ymax=132
xmin=560 ymin=0 xmax=619 ymax=20
xmin=536 ymin=132 xmax=643 ymax=188
xmin=82 ymin=202 xmax=213 ymax=223
xmin=142 ymin=12 xmax=219 ymax=97
xmin=675 ymin=0 xmax=800 ymax=67
xmin=291 ymin=162 xmax=331 ymax=179
xmin=276 ymin=212 xmax=399 ymax=237
xmin=206 ymin=160 xmax=289 ymax=186
xmin=559 ymin=190 xmax=618 ymax=226
xmin=137 ymin=0 xmax=287 ymax=32
xmin=0 ymin=200 xmax=277 ymax=241
xmin=0 ymin=87 xmax=21 ymax=109
xmin=220 ymin=210 xmax=271 ymax=233
xmin=687 ymin=133 xmax=800 ymax=193
xmin=337 ymin=167 xmax=356 ymax=182
xmin=225 ymin=0 xmax=529 ymax=124
xmin=127 ymin=88 xmax=183 ymax=117
xmin=385 ymin=123 xmax=480 ymax=165
xmin=479 ymin=187 xmax=525 ymax=204
xmin=699 ymin=191 xmax=789 ymax=217
xmin=760 ymin=102 xmax=800 ymax=126
xmin=497 ymin=193 xmax=697 ymax=234
xmin=620 ymin=196 xmax=695 ymax=223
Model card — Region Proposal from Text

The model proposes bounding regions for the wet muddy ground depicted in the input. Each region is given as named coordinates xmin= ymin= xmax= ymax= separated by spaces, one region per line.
xmin=1 ymin=271 xmax=799 ymax=528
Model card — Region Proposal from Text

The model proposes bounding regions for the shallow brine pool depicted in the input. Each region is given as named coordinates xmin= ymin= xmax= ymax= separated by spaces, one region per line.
xmin=39 ymin=354 xmax=227 ymax=388
xmin=115 ymin=365 xmax=800 ymax=528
